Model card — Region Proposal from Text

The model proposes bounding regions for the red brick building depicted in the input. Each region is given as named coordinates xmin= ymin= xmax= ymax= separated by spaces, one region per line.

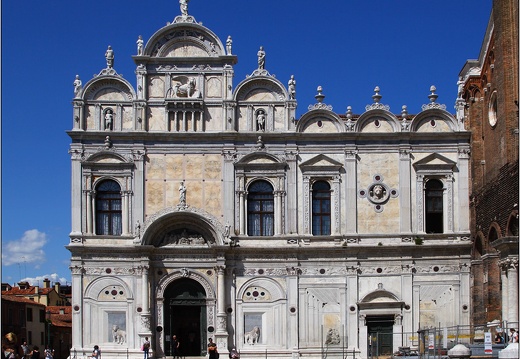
xmin=459 ymin=0 xmax=519 ymax=327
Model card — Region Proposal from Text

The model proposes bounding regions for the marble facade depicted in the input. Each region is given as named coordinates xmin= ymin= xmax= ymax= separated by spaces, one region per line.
xmin=67 ymin=3 xmax=472 ymax=359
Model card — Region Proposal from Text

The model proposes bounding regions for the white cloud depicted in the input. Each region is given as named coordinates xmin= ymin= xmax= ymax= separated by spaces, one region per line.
xmin=2 ymin=229 xmax=47 ymax=266
xmin=21 ymin=273 xmax=69 ymax=286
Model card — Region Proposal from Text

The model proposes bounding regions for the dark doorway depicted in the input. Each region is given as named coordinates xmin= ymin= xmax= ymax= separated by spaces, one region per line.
xmin=367 ymin=315 xmax=394 ymax=356
xmin=164 ymin=278 xmax=207 ymax=356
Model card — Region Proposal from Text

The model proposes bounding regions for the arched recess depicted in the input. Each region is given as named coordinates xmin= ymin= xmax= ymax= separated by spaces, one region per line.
xmin=472 ymin=232 xmax=485 ymax=259
xmin=296 ymin=110 xmax=344 ymax=133
xmin=355 ymin=109 xmax=400 ymax=133
xmin=358 ymin=286 xmax=404 ymax=357
xmin=506 ymin=211 xmax=519 ymax=236
xmin=236 ymin=277 xmax=287 ymax=349
xmin=82 ymin=151 xmax=135 ymax=236
xmin=155 ymin=270 xmax=217 ymax=357
xmin=145 ymin=23 xmax=226 ymax=58
xmin=83 ymin=276 xmax=135 ymax=347
xmin=234 ymin=152 xmax=287 ymax=236
xmin=410 ymin=109 xmax=458 ymax=132
xmin=487 ymin=224 xmax=501 ymax=244
xmin=234 ymin=76 xmax=288 ymax=132
xmin=140 ymin=206 xmax=226 ymax=246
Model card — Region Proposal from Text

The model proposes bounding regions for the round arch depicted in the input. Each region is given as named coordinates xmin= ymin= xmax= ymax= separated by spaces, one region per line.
xmin=141 ymin=206 xmax=226 ymax=246
xmin=410 ymin=109 xmax=458 ymax=132
xmin=355 ymin=109 xmax=400 ymax=133
xmin=506 ymin=211 xmax=519 ymax=236
xmin=296 ymin=110 xmax=344 ymax=133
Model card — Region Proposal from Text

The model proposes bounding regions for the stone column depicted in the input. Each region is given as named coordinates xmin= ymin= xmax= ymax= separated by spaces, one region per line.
xmin=344 ymin=149 xmax=358 ymax=234
xmin=347 ymin=269 xmax=359 ymax=350
xmin=70 ymin=149 xmax=84 ymax=236
xmin=332 ymin=175 xmax=341 ymax=235
xmin=399 ymin=149 xmax=412 ymax=233
xmin=457 ymin=148 xmax=470 ymax=232
xmin=285 ymin=150 xmax=298 ymax=234
xmin=70 ymin=264 xmax=84 ymax=350
xmin=359 ymin=314 xmax=368 ymax=359
xmin=286 ymin=267 xmax=300 ymax=351
xmin=121 ymin=190 xmax=129 ymax=235
xmin=506 ymin=259 xmax=519 ymax=324
xmin=413 ymin=284 xmax=421 ymax=333
xmin=444 ymin=174 xmax=454 ymax=233
xmin=215 ymin=265 xmax=228 ymax=353
xmin=501 ymin=265 xmax=509 ymax=323
xmin=85 ymin=190 xmax=93 ymax=235
xmin=303 ymin=176 xmax=311 ymax=234
xmin=416 ymin=175 xmax=425 ymax=233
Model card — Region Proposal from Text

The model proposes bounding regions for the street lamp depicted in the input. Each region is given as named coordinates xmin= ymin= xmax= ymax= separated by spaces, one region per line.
xmin=46 ymin=310 xmax=52 ymax=348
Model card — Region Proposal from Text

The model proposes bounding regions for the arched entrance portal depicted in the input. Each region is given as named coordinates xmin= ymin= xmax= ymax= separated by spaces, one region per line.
xmin=164 ymin=278 xmax=207 ymax=356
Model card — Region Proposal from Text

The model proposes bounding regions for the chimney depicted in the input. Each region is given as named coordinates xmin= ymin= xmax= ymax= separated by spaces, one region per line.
xmin=34 ymin=285 xmax=39 ymax=294
xmin=54 ymin=282 xmax=60 ymax=293
xmin=43 ymin=278 xmax=50 ymax=288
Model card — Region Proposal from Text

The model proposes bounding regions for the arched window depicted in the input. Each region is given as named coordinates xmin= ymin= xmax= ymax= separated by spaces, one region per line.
xmin=425 ymin=179 xmax=443 ymax=233
xmin=247 ymin=180 xmax=274 ymax=236
xmin=96 ymin=180 xmax=122 ymax=235
xmin=312 ymin=181 xmax=331 ymax=235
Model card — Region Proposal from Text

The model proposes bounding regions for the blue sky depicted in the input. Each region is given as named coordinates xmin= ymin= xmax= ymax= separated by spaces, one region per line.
xmin=1 ymin=1 xmax=491 ymax=286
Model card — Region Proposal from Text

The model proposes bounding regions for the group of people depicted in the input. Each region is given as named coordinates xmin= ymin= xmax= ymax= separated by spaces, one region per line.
xmin=2 ymin=333 xmax=54 ymax=359
xmin=138 ymin=335 xmax=239 ymax=359
xmin=494 ymin=328 xmax=519 ymax=344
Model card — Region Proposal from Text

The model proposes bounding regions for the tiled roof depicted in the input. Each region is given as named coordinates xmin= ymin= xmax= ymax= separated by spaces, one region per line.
xmin=2 ymin=287 xmax=54 ymax=296
xmin=1 ymin=295 xmax=46 ymax=307
xmin=46 ymin=306 xmax=72 ymax=328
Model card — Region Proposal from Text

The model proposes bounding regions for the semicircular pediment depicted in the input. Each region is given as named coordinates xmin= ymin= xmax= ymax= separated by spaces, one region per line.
xmin=84 ymin=79 xmax=134 ymax=102
xmin=147 ymin=24 xmax=224 ymax=58
xmin=161 ymin=40 xmax=210 ymax=58
xmin=235 ymin=79 xmax=286 ymax=102
xmin=141 ymin=206 xmax=225 ymax=246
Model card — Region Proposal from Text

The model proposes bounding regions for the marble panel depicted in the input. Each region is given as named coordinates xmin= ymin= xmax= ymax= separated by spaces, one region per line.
xmin=148 ymin=76 xmax=165 ymax=98
xmin=204 ymin=155 xmax=222 ymax=180
xmin=148 ymin=107 xmax=166 ymax=131
xmin=122 ymin=106 xmax=133 ymax=130
xmin=147 ymin=155 xmax=166 ymax=179
xmin=185 ymin=155 xmax=204 ymax=179
xmin=206 ymin=77 xmax=222 ymax=98
xmin=166 ymin=156 xmax=184 ymax=178
xmin=86 ymin=105 xmax=96 ymax=130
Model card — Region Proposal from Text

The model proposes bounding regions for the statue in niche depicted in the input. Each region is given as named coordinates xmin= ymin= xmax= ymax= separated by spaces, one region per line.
xmin=105 ymin=45 xmax=114 ymax=68
xmin=179 ymin=181 xmax=186 ymax=205
xmin=73 ymin=75 xmax=82 ymax=96
xmin=256 ymin=111 xmax=266 ymax=132
xmin=288 ymin=75 xmax=296 ymax=99
xmin=179 ymin=0 xmax=189 ymax=16
xmin=104 ymin=109 xmax=114 ymax=130
xmin=136 ymin=35 xmax=144 ymax=55
xmin=325 ymin=328 xmax=341 ymax=345
xmin=226 ymin=36 xmax=233 ymax=55
xmin=257 ymin=46 xmax=265 ymax=69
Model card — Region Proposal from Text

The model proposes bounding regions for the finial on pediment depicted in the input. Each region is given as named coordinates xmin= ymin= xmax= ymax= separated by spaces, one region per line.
xmin=256 ymin=136 xmax=265 ymax=149
xmin=308 ymin=86 xmax=332 ymax=111
xmin=365 ymin=86 xmax=390 ymax=111
xmin=372 ymin=86 xmax=382 ymax=103
xmin=421 ymin=85 xmax=446 ymax=111
xmin=180 ymin=0 xmax=189 ymax=16
xmin=401 ymin=105 xmax=408 ymax=119
xmin=428 ymin=85 xmax=438 ymax=103
xmin=346 ymin=106 xmax=353 ymax=120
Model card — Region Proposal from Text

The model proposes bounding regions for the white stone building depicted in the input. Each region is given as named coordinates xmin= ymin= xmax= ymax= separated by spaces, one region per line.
xmin=67 ymin=4 xmax=472 ymax=359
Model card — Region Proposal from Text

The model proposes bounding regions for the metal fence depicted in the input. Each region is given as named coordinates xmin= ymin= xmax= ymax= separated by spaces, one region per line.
xmin=365 ymin=322 xmax=519 ymax=359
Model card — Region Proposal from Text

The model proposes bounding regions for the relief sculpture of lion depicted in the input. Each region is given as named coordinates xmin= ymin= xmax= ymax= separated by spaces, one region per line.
xmin=112 ymin=325 xmax=126 ymax=344
xmin=244 ymin=326 xmax=260 ymax=345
